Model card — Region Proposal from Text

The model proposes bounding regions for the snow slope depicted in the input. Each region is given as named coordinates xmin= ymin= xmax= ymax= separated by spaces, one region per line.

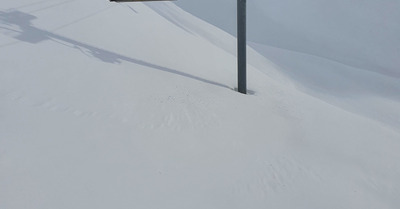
xmin=1 ymin=1 xmax=400 ymax=209
xmin=176 ymin=0 xmax=400 ymax=77
xmin=177 ymin=0 xmax=400 ymax=132
xmin=249 ymin=41 xmax=400 ymax=133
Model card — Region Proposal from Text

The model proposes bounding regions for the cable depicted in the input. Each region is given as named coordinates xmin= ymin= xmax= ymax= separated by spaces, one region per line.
xmin=28 ymin=0 xmax=79 ymax=13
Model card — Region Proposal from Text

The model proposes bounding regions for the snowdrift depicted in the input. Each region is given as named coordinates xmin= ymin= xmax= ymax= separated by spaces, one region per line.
xmin=176 ymin=0 xmax=400 ymax=77
xmin=177 ymin=0 xmax=400 ymax=131
xmin=1 ymin=1 xmax=399 ymax=209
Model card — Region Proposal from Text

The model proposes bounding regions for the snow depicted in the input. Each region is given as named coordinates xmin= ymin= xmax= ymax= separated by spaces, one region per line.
xmin=249 ymin=42 xmax=400 ymax=132
xmin=177 ymin=0 xmax=400 ymax=133
xmin=1 ymin=0 xmax=399 ymax=209
xmin=176 ymin=0 xmax=400 ymax=77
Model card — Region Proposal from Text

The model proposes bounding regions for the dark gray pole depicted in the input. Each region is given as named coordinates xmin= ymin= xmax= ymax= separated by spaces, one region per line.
xmin=237 ymin=0 xmax=247 ymax=94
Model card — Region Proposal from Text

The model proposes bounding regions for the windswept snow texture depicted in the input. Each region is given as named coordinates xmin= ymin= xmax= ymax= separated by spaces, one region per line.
xmin=1 ymin=1 xmax=400 ymax=209
xmin=176 ymin=0 xmax=400 ymax=131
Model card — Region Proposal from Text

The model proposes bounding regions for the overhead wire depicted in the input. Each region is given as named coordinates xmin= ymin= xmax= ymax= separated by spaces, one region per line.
xmin=27 ymin=0 xmax=80 ymax=14
xmin=52 ymin=5 xmax=117 ymax=32
xmin=12 ymin=0 xmax=54 ymax=10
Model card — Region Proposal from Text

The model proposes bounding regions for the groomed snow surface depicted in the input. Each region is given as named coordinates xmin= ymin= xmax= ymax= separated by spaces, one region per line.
xmin=1 ymin=1 xmax=399 ymax=209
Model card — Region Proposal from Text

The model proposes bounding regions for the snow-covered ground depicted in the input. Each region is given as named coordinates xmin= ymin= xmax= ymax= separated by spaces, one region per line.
xmin=176 ymin=0 xmax=400 ymax=77
xmin=177 ymin=0 xmax=400 ymax=131
xmin=1 ymin=1 xmax=399 ymax=209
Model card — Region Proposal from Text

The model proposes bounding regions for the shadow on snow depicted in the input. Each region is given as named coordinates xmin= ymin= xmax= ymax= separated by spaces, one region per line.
xmin=0 ymin=9 xmax=231 ymax=90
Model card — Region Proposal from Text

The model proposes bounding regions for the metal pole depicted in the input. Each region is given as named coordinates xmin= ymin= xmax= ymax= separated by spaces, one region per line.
xmin=237 ymin=0 xmax=247 ymax=94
